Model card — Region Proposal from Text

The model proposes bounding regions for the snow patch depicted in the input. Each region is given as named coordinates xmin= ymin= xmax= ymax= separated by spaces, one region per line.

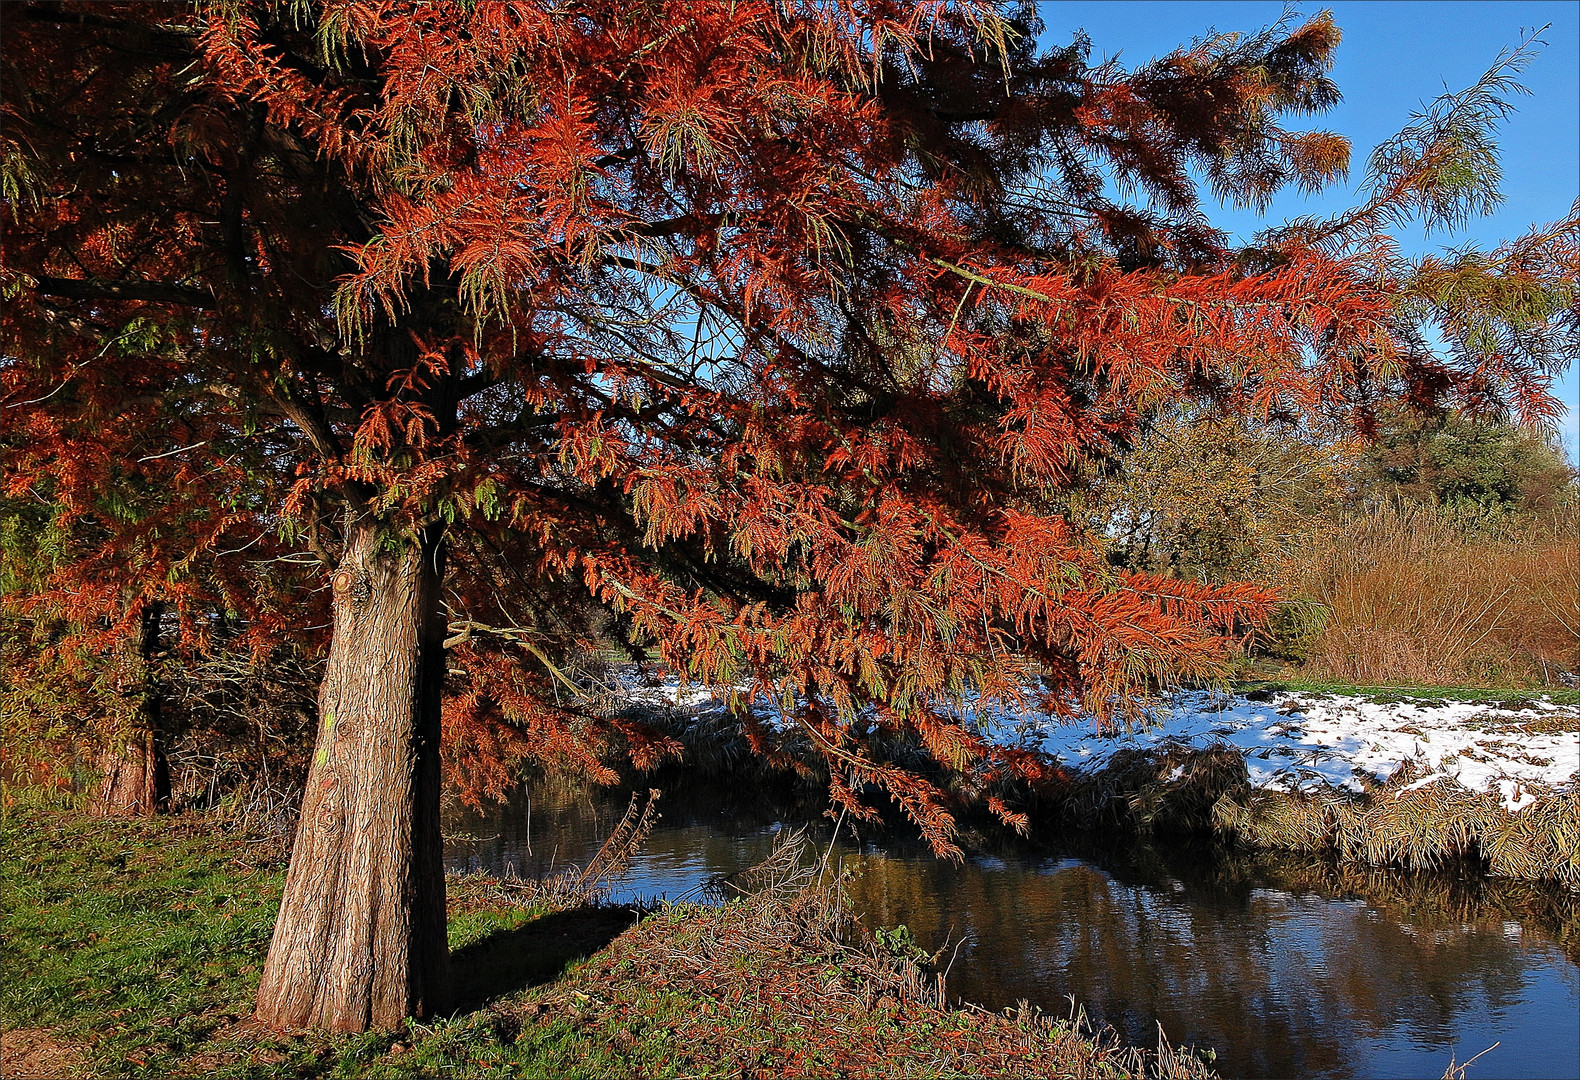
xmin=1010 ymin=691 xmax=1577 ymax=812
xmin=614 ymin=668 xmax=1576 ymax=815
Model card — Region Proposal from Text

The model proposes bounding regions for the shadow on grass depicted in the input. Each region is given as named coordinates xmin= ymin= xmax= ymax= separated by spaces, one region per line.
xmin=449 ymin=907 xmax=643 ymax=1012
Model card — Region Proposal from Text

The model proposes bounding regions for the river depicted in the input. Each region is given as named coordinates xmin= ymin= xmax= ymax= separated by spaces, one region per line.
xmin=444 ymin=775 xmax=1580 ymax=1080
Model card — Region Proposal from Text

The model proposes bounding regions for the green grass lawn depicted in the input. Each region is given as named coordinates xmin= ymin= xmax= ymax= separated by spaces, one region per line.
xmin=1 ymin=803 xmax=285 ymax=1075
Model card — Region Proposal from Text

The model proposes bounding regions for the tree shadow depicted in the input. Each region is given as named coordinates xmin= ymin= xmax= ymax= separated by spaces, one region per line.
xmin=448 ymin=906 xmax=642 ymax=1013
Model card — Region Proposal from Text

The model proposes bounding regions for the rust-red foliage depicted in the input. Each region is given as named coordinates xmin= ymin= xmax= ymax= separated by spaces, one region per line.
xmin=3 ymin=2 xmax=1557 ymax=858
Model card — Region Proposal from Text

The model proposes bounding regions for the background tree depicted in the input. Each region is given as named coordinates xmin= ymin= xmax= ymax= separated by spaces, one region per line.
xmin=1088 ymin=410 xmax=1358 ymax=583
xmin=0 ymin=339 xmax=312 ymax=815
xmin=1080 ymin=42 xmax=1580 ymax=681
xmin=3 ymin=1 xmax=1557 ymax=1033
xmin=1363 ymin=408 xmax=1575 ymax=511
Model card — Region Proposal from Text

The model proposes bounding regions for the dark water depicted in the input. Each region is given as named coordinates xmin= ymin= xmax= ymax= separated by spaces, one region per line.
xmin=444 ymin=778 xmax=1580 ymax=1080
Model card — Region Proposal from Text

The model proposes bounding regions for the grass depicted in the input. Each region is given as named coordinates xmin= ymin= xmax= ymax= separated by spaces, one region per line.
xmin=1232 ymin=676 xmax=1580 ymax=709
xmin=0 ymin=804 xmax=1213 ymax=1079
xmin=0 ymin=803 xmax=283 ymax=1076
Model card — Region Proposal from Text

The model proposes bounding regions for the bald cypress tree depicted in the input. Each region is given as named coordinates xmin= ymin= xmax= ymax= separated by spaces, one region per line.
xmin=4 ymin=2 xmax=1560 ymax=1032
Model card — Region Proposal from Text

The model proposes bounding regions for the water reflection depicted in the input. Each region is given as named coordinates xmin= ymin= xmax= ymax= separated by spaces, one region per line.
xmin=444 ymin=777 xmax=1580 ymax=1080
xmin=845 ymin=844 xmax=1579 ymax=1079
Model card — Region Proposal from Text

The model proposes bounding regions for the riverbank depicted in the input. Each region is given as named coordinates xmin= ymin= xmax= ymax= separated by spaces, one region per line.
xmin=628 ymin=676 xmax=1580 ymax=882
xmin=0 ymin=804 xmax=1215 ymax=1079
xmin=1029 ymin=686 xmax=1580 ymax=882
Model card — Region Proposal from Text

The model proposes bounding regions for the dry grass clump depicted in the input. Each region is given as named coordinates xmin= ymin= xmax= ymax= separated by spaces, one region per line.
xmin=1063 ymin=741 xmax=1250 ymax=833
xmin=1481 ymin=788 xmax=1580 ymax=880
xmin=1279 ymin=501 xmax=1579 ymax=687
xmin=1212 ymin=786 xmax=1340 ymax=853
xmin=445 ymin=870 xmax=560 ymax=917
xmin=1337 ymin=773 xmax=1497 ymax=869
xmin=1213 ymin=773 xmax=1580 ymax=884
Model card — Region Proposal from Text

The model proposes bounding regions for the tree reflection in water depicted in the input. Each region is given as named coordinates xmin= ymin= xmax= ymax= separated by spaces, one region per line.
xmin=845 ymin=842 xmax=1578 ymax=1079
xmin=445 ymin=777 xmax=1580 ymax=1080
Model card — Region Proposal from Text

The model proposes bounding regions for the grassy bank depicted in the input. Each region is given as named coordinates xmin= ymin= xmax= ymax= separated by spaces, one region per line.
xmin=1212 ymin=775 xmax=1580 ymax=882
xmin=1042 ymin=724 xmax=1579 ymax=883
xmin=0 ymin=803 xmax=1214 ymax=1079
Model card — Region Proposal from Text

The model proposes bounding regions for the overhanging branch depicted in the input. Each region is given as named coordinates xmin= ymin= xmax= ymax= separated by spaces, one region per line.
xmin=32 ymin=275 xmax=214 ymax=307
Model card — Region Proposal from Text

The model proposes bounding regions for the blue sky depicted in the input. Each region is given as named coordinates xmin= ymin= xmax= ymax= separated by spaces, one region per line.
xmin=1038 ymin=1 xmax=1580 ymax=460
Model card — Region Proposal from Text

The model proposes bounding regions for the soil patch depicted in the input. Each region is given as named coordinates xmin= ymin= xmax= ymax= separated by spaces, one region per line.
xmin=1 ymin=1028 xmax=87 ymax=1080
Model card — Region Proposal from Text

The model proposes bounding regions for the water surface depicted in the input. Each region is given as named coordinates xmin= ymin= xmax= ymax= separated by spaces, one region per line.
xmin=444 ymin=778 xmax=1580 ymax=1080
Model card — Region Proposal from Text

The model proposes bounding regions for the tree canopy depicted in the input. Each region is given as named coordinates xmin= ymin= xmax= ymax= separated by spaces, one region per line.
xmin=3 ymin=0 xmax=1569 ymax=1033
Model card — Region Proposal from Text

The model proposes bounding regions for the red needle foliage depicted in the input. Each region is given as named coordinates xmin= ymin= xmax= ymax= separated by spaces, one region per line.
xmin=2 ymin=0 xmax=1555 ymax=1033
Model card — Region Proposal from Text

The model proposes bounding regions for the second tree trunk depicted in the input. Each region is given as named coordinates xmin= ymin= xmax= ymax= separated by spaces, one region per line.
xmin=97 ymin=602 xmax=168 ymax=816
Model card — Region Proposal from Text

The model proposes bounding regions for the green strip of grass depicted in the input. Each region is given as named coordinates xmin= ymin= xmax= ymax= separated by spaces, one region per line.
xmin=1233 ymin=677 xmax=1580 ymax=708
xmin=0 ymin=805 xmax=282 ymax=1073
xmin=0 ymin=806 xmax=577 ymax=1078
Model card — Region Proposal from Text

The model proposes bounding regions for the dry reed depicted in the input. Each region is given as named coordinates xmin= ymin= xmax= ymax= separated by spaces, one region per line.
xmin=1440 ymin=1042 xmax=1500 ymax=1080
xmin=465 ymin=787 xmax=665 ymax=909
xmin=570 ymin=787 xmax=662 ymax=898
xmin=1277 ymin=501 xmax=1579 ymax=687
xmin=1213 ymin=777 xmax=1580 ymax=884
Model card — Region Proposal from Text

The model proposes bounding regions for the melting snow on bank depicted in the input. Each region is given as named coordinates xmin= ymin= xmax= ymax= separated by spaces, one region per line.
xmin=623 ymin=672 xmax=1577 ymax=815
xmin=1015 ymin=691 xmax=1578 ymax=813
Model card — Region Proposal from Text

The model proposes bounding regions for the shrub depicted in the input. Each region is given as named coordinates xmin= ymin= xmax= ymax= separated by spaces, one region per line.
xmin=1257 ymin=599 xmax=1332 ymax=662
xmin=1365 ymin=411 xmax=1577 ymax=512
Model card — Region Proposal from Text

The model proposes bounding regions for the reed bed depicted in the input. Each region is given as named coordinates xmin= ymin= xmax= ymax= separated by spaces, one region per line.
xmin=1058 ymin=741 xmax=1251 ymax=833
xmin=635 ymin=691 xmax=1579 ymax=882
xmin=1278 ymin=501 xmax=1579 ymax=687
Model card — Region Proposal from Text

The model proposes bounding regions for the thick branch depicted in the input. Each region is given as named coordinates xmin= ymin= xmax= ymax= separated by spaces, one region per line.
xmin=271 ymin=381 xmax=345 ymax=463
xmin=31 ymin=275 xmax=213 ymax=307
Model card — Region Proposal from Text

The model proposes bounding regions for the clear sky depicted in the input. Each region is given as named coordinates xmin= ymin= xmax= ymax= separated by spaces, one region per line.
xmin=1038 ymin=1 xmax=1580 ymax=460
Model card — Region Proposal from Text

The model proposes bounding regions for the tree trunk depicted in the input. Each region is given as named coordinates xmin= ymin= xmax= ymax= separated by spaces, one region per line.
xmin=255 ymin=520 xmax=449 ymax=1032
xmin=96 ymin=603 xmax=168 ymax=816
